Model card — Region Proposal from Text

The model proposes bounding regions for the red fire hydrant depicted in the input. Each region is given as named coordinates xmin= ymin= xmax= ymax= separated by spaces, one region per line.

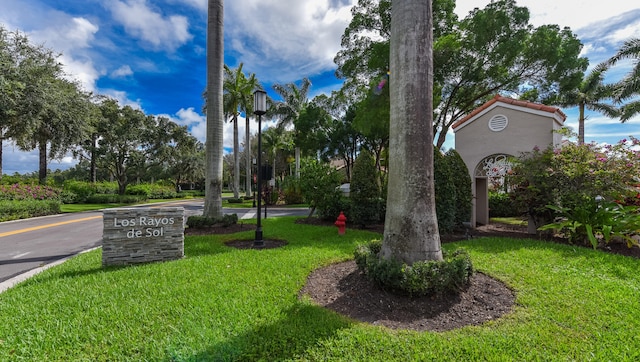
xmin=335 ymin=211 xmax=347 ymax=235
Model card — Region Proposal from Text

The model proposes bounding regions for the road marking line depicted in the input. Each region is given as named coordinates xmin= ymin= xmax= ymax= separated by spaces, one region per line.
xmin=241 ymin=212 xmax=256 ymax=220
xmin=12 ymin=252 xmax=31 ymax=259
xmin=0 ymin=215 xmax=102 ymax=238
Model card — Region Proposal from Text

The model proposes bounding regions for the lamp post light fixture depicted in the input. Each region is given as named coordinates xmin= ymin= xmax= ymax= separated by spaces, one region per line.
xmin=253 ymin=90 xmax=267 ymax=247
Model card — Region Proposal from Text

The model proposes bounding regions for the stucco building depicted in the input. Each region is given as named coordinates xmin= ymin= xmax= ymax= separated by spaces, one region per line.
xmin=453 ymin=95 xmax=566 ymax=228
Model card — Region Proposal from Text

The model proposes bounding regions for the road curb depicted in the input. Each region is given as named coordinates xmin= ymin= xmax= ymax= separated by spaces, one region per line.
xmin=0 ymin=247 xmax=101 ymax=294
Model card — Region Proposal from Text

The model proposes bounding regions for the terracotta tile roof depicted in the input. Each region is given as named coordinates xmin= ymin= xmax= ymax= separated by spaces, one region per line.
xmin=452 ymin=94 xmax=567 ymax=130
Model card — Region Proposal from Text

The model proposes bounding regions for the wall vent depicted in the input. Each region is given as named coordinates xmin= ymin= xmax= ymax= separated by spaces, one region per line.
xmin=488 ymin=114 xmax=508 ymax=132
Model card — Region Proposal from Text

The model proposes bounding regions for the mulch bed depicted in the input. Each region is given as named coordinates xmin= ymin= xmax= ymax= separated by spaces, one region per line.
xmin=185 ymin=218 xmax=640 ymax=331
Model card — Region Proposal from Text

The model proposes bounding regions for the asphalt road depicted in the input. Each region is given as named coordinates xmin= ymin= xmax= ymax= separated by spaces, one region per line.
xmin=0 ymin=200 xmax=309 ymax=288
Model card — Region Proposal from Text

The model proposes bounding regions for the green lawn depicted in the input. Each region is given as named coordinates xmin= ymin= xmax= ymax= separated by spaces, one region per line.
xmin=1 ymin=217 xmax=639 ymax=360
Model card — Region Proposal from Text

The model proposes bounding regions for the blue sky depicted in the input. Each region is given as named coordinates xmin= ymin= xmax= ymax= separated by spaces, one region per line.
xmin=1 ymin=0 xmax=639 ymax=175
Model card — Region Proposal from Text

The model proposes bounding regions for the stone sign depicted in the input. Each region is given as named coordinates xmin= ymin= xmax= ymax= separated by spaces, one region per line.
xmin=102 ymin=207 xmax=185 ymax=266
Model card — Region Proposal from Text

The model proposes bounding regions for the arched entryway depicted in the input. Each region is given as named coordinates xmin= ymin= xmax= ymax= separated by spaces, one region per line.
xmin=473 ymin=154 xmax=514 ymax=225
xmin=452 ymin=95 xmax=567 ymax=227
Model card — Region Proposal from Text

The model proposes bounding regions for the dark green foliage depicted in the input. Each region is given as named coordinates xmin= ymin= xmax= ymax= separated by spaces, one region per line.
xmin=299 ymin=158 xmax=343 ymax=220
xmin=125 ymin=184 xmax=178 ymax=199
xmin=354 ymin=240 xmax=473 ymax=297
xmin=350 ymin=150 xmax=382 ymax=227
xmin=84 ymin=194 xmax=146 ymax=204
xmin=186 ymin=214 xmax=238 ymax=228
xmin=434 ymin=147 xmax=456 ymax=232
xmin=445 ymin=149 xmax=473 ymax=225
xmin=489 ymin=192 xmax=519 ymax=217
xmin=227 ymin=198 xmax=244 ymax=204
xmin=318 ymin=194 xmax=352 ymax=221
xmin=62 ymin=181 xmax=120 ymax=203
xmin=282 ymin=177 xmax=304 ymax=205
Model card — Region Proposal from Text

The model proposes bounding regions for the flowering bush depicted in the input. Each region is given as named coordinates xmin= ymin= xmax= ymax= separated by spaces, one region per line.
xmin=510 ymin=137 xmax=640 ymax=246
xmin=0 ymin=183 xmax=62 ymax=201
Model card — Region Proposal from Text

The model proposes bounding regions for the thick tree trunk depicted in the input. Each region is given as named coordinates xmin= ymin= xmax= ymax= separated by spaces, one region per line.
xmin=204 ymin=0 xmax=224 ymax=218
xmin=381 ymin=0 xmax=443 ymax=264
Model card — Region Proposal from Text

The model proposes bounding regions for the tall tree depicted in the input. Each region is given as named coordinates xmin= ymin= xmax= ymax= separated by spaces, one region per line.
xmin=327 ymin=106 xmax=361 ymax=182
xmin=204 ymin=0 xmax=225 ymax=218
xmin=0 ymin=27 xmax=61 ymax=179
xmin=223 ymin=63 xmax=260 ymax=198
xmin=606 ymin=37 xmax=640 ymax=121
xmin=95 ymin=99 xmax=155 ymax=195
xmin=270 ymin=78 xmax=311 ymax=178
xmin=295 ymin=96 xmax=334 ymax=159
xmin=558 ymin=63 xmax=619 ymax=144
xmin=261 ymin=126 xmax=292 ymax=181
xmin=14 ymin=77 xmax=90 ymax=184
xmin=223 ymin=63 xmax=259 ymax=198
xmin=335 ymin=0 xmax=587 ymax=148
xmin=380 ymin=0 xmax=442 ymax=264
xmin=242 ymin=73 xmax=260 ymax=197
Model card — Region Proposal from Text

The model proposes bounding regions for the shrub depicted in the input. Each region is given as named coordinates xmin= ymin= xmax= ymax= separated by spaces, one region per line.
xmin=445 ymin=149 xmax=472 ymax=226
xmin=317 ymin=194 xmax=351 ymax=221
xmin=489 ymin=192 xmax=518 ymax=217
xmin=434 ymin=147 xmax=456 ymax=233
xmin=510 ymin=138 xmax=640 ymax=234
xmin=540 ymin=200 xmax=640 ymax=249
xmin=282 ymin=177 xmax=304 ymax=205
xmin=85 ymin=194 xmax=146 ymax=204
xmin=0 ymin=183 xmax=61 ymax=201
xmin=354 ymin=240 xmax=473 ymax=296
xmin=351 ymin=150 xmax=382 ymax=227
xmin=0 ymin=200 xmax=61 ymax=221
xmin=126 ymin=183 xmax=178 ymax=199
xmin=227 ymin=198 xmax=244 ymax=204
xmin=299 ymin=158 xmax=343 ymax=220
xmin=186 ymin=214 xmax=238 ymax=228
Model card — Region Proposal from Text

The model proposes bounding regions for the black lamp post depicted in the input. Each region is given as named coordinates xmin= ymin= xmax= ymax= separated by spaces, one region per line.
xmin=253 ymin=90 xmax=267 ymax=246
xmin=252 ymin=157 xmax=257 ymax=207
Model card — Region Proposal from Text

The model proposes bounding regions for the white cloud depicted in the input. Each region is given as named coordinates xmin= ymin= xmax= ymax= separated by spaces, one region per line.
xmin=111 ymin=65 xmax=134 ymax=78
xmin=101 ymin=90 xmax=143 ymax=110
xmin=108 ymin=0 xmax=192 ymax=51
xmin=23 ymin=16 xmax=102 ymax=92
xmin=225 ymin=0 xmax=356 ymax=83
xmin=174 ymin=0 xmax=206 ymax=11
xmin=455 ymin=0 xmax=639 ymax=30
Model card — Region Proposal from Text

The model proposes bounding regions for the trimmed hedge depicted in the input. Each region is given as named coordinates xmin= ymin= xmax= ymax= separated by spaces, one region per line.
xmin=354 ymin=239 xmax=473 ymax=296
xmin=434 ymin=147 xmax=456 ymax=232
xmin=0 ymin=200 xmax=61 ymax=222
xmin=85 ymin=194 xmax=146 ymax=204
xmin=351 ymin=150 xmax=382 ymax=227
xmin=446 ymin=149 xmax=472 ymax=226
xmin=186 ymin=214 xmax=239 ymax=228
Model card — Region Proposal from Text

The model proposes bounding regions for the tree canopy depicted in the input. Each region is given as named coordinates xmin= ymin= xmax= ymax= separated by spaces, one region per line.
xmin=335 ymin=0 xmax=588 ymax=148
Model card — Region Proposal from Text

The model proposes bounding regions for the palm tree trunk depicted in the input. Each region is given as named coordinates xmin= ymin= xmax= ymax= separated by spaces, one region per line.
xmin=0 ymin=137 xmax=3 ymax=180
xmin=204 ymin=0 xmax=224 ymax=218
xmin=578 ymin=103 xmax=585 ymax=145
xmin=295 ymin=147 xmax=300 ymax=178
xmin=233 ymin=115 xmax=240 ymax=199
xmin=381 ymin=0 xmax=442 ymax=264
xmin=245 ymin=116 xmax=252 ymax=197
